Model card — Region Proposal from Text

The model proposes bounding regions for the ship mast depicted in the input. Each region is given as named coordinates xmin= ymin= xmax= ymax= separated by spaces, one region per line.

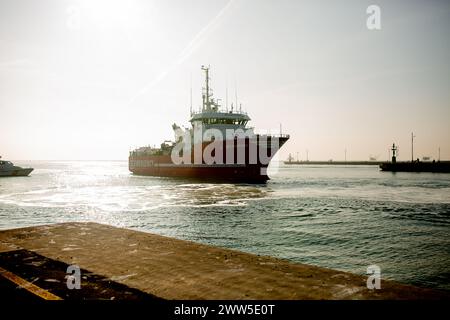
xmin=201 ymin=65 xmax=211 ymax=111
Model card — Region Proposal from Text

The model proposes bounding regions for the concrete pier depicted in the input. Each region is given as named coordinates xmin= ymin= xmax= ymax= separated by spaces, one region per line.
xmin=0 ymin=222 xmax=447 ymax=300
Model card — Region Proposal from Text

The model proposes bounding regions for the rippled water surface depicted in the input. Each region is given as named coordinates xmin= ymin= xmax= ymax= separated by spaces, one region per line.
xmin=1 ymin=161 xmax=449 ymax=290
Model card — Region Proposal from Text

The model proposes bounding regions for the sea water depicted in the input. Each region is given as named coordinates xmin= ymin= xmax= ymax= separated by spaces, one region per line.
xmin=0 ymin=161 xmax=449 ymax=290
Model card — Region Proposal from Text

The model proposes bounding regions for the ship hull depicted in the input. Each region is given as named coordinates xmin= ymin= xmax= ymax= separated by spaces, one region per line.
xmin=130 ymin=164 xmax=269 ymax=182
xmin=129 ymin=136 xmax=289 ymax=183
xmin=0 ymin=168 xmax=33 ymax=177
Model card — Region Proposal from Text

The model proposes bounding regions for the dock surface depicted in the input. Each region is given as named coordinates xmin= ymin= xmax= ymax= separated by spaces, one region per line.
xmin=0 ymin=222 xmax=447 ymax=300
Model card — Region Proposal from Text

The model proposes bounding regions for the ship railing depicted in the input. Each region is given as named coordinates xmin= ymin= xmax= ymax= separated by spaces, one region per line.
xmin=191 ymin=108 xmax=248 ymax=115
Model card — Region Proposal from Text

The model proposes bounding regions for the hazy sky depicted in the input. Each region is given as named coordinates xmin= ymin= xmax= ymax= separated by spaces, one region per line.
xmin=1 ymin=0 xmax=449 ymax=161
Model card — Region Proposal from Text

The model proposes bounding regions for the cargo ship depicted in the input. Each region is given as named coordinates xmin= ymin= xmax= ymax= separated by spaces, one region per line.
xmin=129 ymin=66 xmax=289 ymax=182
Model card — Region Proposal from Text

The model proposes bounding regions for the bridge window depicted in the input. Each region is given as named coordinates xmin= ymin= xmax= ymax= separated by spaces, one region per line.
xmin=201 ymin=118 xmax=247 ymax=125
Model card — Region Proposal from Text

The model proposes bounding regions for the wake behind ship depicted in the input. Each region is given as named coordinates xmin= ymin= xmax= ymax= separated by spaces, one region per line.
xmin=129 ymin=66 xmax=289 ymax=182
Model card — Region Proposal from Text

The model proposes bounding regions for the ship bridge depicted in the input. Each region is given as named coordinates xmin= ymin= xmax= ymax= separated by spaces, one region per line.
xmin=189 ymin=65 xmax=252 ymax=133
xmin=190 ymin=111 xmax=250 ymax=126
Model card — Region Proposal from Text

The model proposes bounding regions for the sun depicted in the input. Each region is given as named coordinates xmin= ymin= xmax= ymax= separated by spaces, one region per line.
xmin=78 ymin=0 xmax=142 ymax=30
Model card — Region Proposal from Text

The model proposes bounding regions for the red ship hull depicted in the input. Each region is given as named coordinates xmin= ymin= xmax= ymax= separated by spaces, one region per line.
xmin=129 ymin=136 xmax=289 ymax=183
xmin=130 ymin=164 xmax=269 ymax=182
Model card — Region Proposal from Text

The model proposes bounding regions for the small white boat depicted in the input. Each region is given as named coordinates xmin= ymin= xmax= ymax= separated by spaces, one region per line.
xmin=0 ymin=158 xmax=33 ymax=177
